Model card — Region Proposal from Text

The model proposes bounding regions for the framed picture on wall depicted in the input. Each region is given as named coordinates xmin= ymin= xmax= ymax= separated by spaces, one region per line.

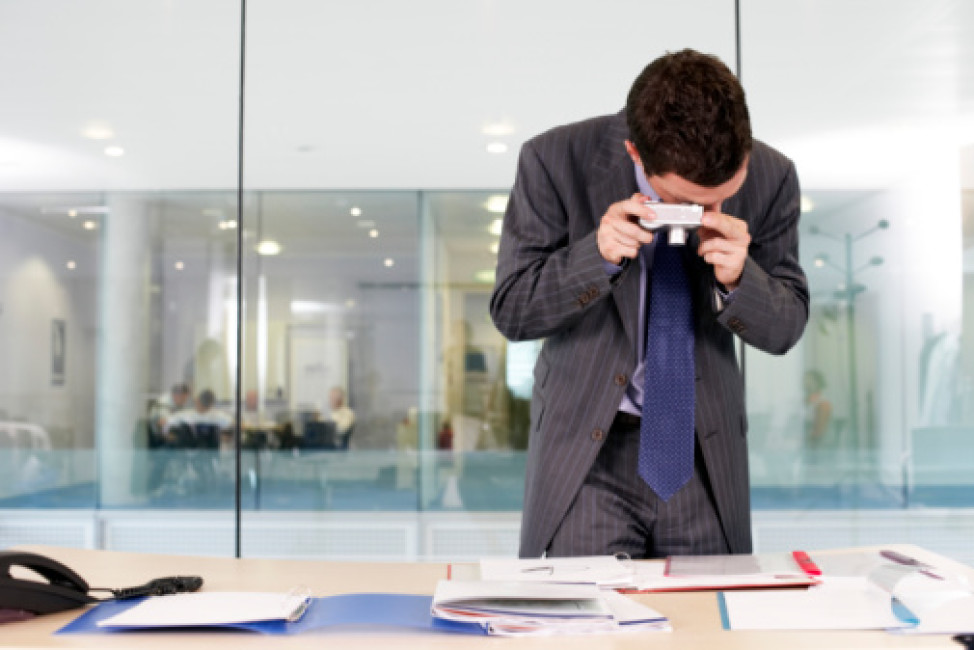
xmin=52 ymin=319 xmax=65 ymax=386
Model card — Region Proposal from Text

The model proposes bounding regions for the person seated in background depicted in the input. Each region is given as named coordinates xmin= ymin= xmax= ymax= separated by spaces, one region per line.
xmin=165 ymin=388 xmax=234 ymax=448
xmin=327 ymin=386 xmax=355 ymax=441
xmin=149 ymin=383 xmax=192 ymax=435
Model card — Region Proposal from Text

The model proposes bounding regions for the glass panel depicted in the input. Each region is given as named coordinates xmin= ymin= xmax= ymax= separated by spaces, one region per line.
xmin=0 ymin=1 xmax=241 ymax=553
xmin=743 ymin=0 xmax=974 ymax=563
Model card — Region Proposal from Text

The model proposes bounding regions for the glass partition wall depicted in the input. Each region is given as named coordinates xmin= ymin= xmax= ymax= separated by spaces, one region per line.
xmin=2 ymin=0 xmax=973 ymax=563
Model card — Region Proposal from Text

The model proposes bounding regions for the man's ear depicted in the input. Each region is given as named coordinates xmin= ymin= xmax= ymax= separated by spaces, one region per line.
xmin=624 ymin=140 xmax=641 ymax=165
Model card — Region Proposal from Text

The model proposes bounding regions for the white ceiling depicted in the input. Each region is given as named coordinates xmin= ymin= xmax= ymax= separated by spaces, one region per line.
xmin=2 ymin=0 xmax=970 ymax=195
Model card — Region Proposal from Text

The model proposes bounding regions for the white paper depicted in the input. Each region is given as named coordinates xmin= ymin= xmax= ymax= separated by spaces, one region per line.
xmin=721 ymin=577 xmax=907 ymax=631
xmin=630 ymin=560 xmax=816 ymax=592
xmin=479 ymin=556 xmax=635 ymax=588
xmin=432 ymin=580 xmax=609 ymax=619
xmin=97 ymin=591 xmax=310 ymax=628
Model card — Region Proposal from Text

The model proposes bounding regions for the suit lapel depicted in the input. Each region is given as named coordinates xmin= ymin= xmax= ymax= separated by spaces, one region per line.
xmin=587 ymin=113 xmax=641 ymax=348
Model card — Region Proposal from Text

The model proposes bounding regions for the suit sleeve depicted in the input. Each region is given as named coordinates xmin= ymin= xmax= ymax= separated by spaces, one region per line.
xmin=717 ymin=158 xmax=809 ymax=354
xmin=489 ymin=139 xmax=621 ymax=342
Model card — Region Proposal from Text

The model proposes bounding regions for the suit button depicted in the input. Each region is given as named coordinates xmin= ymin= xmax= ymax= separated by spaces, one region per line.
xmin=577 ymin=294 xmax=590 ymax=307
xmin=614 ymin=374 xmax=627 ymax=386
xmin=728 ymin=317 xmax=747 ymax=333
xmin=591 ymin=429 xmax=605 ymax=442
xmin=587 ymin=287 xmax=599 ymax=299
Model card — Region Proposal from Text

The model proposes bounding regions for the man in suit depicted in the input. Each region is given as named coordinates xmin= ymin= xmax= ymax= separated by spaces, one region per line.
xmin=489 ymin=49 xmax=809 ymax=558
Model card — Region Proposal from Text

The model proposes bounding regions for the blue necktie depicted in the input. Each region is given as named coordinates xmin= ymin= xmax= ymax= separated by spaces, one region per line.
xmin=639 ymin=230 xmax=695 ymax=502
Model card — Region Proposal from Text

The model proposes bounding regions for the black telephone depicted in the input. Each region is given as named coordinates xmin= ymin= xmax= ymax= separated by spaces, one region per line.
xmin=0 ymin=550 xmax=204 ymax=616
xmin=0 ymin=550 xmax=96 ymax=615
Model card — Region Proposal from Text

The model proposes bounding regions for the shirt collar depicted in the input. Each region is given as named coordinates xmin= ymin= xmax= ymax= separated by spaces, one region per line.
xmin=633 ymin=160 xmax=660 ymax=201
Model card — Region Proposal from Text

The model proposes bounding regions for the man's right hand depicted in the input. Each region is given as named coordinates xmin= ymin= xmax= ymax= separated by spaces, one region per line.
xmin=596 ymin=193 xmax=656 ymax=265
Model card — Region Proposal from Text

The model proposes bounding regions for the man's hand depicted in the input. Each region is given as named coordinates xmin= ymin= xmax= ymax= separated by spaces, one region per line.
xmin=697 ymin=210 xmax=750 ymax=290
xmin=597 ymin=194 xmax=656 ymax=265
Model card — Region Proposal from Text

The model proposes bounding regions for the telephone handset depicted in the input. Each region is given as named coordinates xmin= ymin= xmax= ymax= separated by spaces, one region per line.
xmin=0 ymin=550 xmax=205 ymax=616
xmin=0 ymin=550 xmax=96 ymax=614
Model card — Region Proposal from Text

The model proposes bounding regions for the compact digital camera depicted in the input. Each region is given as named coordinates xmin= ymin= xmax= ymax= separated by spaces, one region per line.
xmin=639 ymin=202 xmax=703 ymax=245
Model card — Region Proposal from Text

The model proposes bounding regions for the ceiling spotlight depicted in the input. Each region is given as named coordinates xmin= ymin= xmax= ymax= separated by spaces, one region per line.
xmin=474 ymin=269 xmax=496 ymax=284
xmin=104 ymin=146 xmax=125 ymax=157
xmin=489 ymin=241 xmax=499 ymax=255
xmin=482 ymin=122 xmax=514 ymax=137
xmin=369 ymin=229 xmax=379 ymax=238
xmin=82 ymin=123 xmax=114 ymax=140
xmin=68 ymin=210 xmax=78 ymax=218
xmin=218 ymin=220 xmax=238 ymax=230
xmin=351 ymin=207 xmax=362 ymax=217
xmin=66 ymin=260 xmax=77 ymax=270
xmin=83 ymin=220 xmax=97 ymax=230
xmin=486 ymin=142 xmax=508 ymax=154
xmin=800 ymin=196 xmax=815 ymax=213
xmin=488 ymin=218 xmax=503 ymax=236
xmin=256 ymin=240 xmax=282 ymax=256
xmin=384 ymin=258 xmax=395 ymax=268
xmin=174 ymin=261 xmax=185 ymax=271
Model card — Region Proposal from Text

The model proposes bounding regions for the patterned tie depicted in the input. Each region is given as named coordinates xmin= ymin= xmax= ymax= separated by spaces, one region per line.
xmin=639 ymin=230 xmax=695 ymax=502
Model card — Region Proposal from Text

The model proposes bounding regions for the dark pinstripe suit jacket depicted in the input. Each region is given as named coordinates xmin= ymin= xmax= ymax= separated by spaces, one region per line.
xmin=489 ymin=111 xmax=809 ymax=558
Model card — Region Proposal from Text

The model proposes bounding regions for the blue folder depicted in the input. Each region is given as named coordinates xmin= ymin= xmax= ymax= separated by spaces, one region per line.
xmin=57 ymin=593 xmax=486 ymax=636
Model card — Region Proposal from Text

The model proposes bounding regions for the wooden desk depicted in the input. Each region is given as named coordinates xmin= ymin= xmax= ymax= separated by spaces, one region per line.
xmin=2 ymin=544 xmax=969 ymax=648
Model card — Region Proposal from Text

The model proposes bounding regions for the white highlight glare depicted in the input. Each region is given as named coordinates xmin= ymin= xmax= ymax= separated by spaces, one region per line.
xmin=485 ymin=195 xmax=508 ymax=213
xmin=256 ymin=240 xmax=282 ymax=256
xmin=104 ymin=146 xmax=125 ymax=157
xmin=351 ymin=207 xmax=362 ymax=217
xmin=369 ymin=229 xmax=379 ymax=238
xmin=384 ymin=258 xmax=395 ymax=267
xmin=488 ymin=218 xmax=503 ymax=236
xmin=486 ymin=142 xmax=508 ymax=154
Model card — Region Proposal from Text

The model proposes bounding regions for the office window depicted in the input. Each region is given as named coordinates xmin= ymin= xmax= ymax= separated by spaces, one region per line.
xmin=2 ymin=0 xmax=972 ymax=563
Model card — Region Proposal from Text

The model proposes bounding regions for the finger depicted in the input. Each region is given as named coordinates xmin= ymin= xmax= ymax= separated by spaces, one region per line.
xmin=701 ymin=211 xmax=749 ymax=242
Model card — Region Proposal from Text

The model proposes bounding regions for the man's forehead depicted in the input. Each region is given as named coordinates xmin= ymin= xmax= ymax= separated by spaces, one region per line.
xmin=650 ymin=158 xmax=749 ymax=205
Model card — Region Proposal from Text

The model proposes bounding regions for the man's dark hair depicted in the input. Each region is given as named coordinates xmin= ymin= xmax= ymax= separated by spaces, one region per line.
xmin=625 ymin=49 xmax=752 ymax=187
xmin=197 ymin=389 xmax=215 ymax=409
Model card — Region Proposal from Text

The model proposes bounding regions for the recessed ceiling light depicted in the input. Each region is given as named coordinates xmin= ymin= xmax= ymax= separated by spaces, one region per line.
xmin=218 ymin=220 xmax=238 ymax=230
xmin=485 ymin=195 xmax=508 ymax=213
xmin=486 ymin=142 xmax=508 ymax=154
xmin=384 ymin=258 xmax=395 ymax=267
xmin=351 ymin=207 xmax=362 ymax=217
xmin=482 ymin=122 xmax=514 ymax=137
xmin=68 ymin=210 xmax=78 ymax=218
xmin=175 ymin=261 xmax=185 ymax=271
xmin=256 ymin=240 xmax=282 ymax=256
xmin=82 ymin=123 xmax=114 ymax=140
xmin=83 ymin=220 xmax=97 ymax=230
xmin=104 ymin=146 xmax=125 ymax=157
xmin=488 ymin=218 xmax=503 ymax=236
xmin=369 ymin=229 xmax=379 ymax=238
xmin=66 ymin=260 xmax=77 ymax=270
xmin=801 ymin=196 xmax=815 ymax=213
xmin=489 ymin=241 xmax=499 ymax=255
xmin=474 ymin=269 xmax=496 ymax=284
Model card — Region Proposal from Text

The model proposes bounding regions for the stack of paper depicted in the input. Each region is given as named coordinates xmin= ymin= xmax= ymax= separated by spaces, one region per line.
xmin=476 ymin=553 xmax=818 ymax=593
xmin=720 ymin=559 xmax=974 ymax=634
xmin=431 ymin=580 xmax=669 ymax=636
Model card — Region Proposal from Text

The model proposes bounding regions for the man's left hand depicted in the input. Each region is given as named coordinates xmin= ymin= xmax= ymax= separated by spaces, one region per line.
xmin=696 ymin=210 xmax=750 ymax=291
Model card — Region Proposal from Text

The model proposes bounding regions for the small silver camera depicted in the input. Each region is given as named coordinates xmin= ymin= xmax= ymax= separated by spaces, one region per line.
xmin=639 ymin=202 xmax=703 ymax=246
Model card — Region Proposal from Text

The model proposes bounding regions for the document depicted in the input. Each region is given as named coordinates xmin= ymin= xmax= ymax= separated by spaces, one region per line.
xmin=625 ymin=552 xmax=819 ymax=592
xmin=431 ymin=579 xmax=669 ymax=636
xmin=479 ymin=555 xmax=635 ymax=588
xmin=95 ymin=590 xmax=311 ymax=628
xmin=720 ymin=559 xmax=974 ymax=634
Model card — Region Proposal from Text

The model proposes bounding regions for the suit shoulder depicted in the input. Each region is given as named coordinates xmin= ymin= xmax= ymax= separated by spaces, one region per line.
xmin=524 ymin=113 xmax=624 ymax=153
xmin=749 ymin=139 xmax=796 ymax=177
